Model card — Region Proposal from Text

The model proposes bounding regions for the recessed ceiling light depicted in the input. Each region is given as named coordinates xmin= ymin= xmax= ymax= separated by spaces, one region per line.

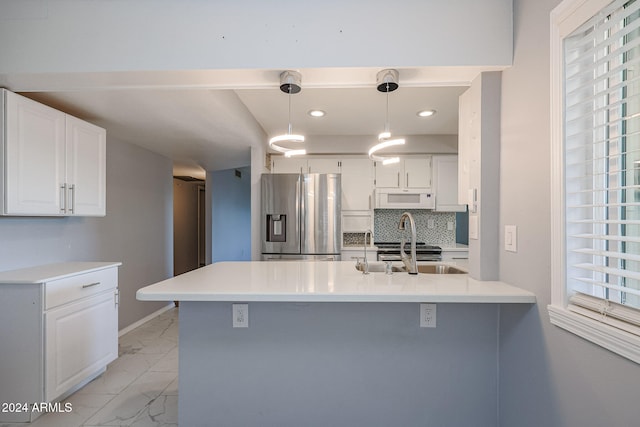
xmin=308 ymin=110 xmax=326 ymax=117
xmin=417 ymin=109 xmax=436 ymax=117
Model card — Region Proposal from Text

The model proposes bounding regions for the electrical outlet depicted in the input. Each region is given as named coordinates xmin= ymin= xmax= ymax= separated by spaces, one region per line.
xmin=232 ymin=304 xmax=249 ymax=328
xmin=420 ymin=303 xmax=436 ymax=328
xmin=447 ymin=221 xmax=454 ymax=231
xmin=427 ymin=219 xmax=435 ymax=229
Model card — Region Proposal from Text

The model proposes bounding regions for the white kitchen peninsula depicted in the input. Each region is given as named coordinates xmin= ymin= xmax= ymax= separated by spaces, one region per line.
xmin=137 ymin=261 xmax=535 ymax=427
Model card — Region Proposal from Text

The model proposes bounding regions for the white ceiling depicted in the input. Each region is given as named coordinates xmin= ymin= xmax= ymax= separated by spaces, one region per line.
xmin=237 ymin=86 xmax=465 ymax=137
xmin=14 ymin=68 xmax=474 ymax=178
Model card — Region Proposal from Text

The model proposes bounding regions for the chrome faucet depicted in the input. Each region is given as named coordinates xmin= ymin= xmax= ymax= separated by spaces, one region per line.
xmin=398 ymin=212 xmax=418 ymax=274
xmin=362 ymin=229 xmax=373 ymax=274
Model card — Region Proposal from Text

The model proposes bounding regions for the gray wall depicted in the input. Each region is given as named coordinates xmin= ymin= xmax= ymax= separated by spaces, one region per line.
xmin=180 ymin=301 xmax=500 ymax=427
xmin=210 ymin=166 xmax=252 ymax=262
xmin=498 ymin=0 xmax=640 ymax=426
xmin=0 ymin=137 xmax=173 ymax=330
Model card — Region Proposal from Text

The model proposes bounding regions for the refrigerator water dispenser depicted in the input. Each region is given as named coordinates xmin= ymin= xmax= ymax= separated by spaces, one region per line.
xmin=266 ymin=214 xmax=286 ymax=242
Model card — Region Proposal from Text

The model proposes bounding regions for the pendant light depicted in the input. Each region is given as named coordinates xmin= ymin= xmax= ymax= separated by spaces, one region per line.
xmin=269 ymin=71 xmax=306 ymax=157
xmin=368 ymin=69 xmax=405 ymax=165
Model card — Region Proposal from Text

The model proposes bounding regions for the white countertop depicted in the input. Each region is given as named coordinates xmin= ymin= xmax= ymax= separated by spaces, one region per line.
xmin=136 ymin=261 xmax=535 ymax=304
xmin=0 ymin=262 xmax=122 ymax=284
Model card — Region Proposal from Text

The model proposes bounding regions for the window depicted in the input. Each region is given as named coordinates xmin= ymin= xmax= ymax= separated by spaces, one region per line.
xmin=550 ymin=0 xmax=640 ymax=363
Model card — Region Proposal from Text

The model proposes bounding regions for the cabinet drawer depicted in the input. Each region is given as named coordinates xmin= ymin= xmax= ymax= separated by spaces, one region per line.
xmin=45 ymin=267 xmax=117 ymax=310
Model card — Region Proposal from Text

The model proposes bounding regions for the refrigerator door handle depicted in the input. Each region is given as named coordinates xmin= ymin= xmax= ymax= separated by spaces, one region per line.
xmin=297 ymin=174 xmax=303 ymax=252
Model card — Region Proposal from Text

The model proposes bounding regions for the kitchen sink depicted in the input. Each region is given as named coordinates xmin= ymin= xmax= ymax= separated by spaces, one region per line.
xmin=355 ymin=262 xmax=404 ymax=273
xmin=355 ymin=262 xmax=466 ymax=274
xmin=416 ymin=264 xmax=466 ymax=274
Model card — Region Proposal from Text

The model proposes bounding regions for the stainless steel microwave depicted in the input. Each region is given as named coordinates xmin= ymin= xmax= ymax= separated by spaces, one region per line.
xmin=374 ymin=188 xmax=435 ymax=209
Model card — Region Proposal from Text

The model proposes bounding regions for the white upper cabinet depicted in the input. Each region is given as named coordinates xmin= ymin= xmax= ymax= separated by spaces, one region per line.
xmin=374 ymin=156 xmax=432 ymax=189
xmin=373 ymin=161 xmax=403 ymax=188
xmin=65 ymin=115 xmax=106 ymax=216
xmin=307 ymin=158 xmax=340 ymax=174
xmin=271 ymin=156 xmax=307 ymax=174
xmin=340 ymin=158 xmax=373 ymax=211
xmin=1 ymin=90 xmax=106 ymax=216
xmin=3 ymin=91 xmax=66 ymax=215
xmin=404 ymin=157 xmax=432 ymax=188
xmin=433 ymin=155 xmax=466 ymax=212
xmin=271 ymin=157 xmax=341 ymax=174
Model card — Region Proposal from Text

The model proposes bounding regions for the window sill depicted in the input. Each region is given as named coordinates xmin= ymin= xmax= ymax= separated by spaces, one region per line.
xmin=548 ymin=305 xmax=640 ymax=364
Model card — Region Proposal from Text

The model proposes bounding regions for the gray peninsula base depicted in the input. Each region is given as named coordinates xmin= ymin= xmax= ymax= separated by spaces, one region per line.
xmin=178 ymin=301 xmax=501 ymax=426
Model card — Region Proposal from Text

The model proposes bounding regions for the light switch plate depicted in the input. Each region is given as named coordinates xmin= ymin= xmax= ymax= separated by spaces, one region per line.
xmin=505 ymin=225 xmax=517 ymax=252
xmin=468 ymin=188 xmax=478 ymax=213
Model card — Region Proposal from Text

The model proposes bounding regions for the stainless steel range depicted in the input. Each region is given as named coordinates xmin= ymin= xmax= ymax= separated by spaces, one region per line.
xmin=375 ymin=242 xmax=442 ymax=262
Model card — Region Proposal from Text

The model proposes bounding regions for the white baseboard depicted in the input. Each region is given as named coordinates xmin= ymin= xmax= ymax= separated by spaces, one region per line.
xmin=118 ymin=302 xmax=175 ymax=337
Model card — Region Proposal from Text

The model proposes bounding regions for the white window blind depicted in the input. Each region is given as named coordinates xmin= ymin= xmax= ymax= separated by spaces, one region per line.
xmin=564 ymin=0 xmax=640 ymax=316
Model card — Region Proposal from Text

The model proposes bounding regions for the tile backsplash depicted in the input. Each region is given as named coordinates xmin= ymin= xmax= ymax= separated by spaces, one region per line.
xmin=343 ymin=232 xmax=371 ymax=246
xmin=373 ymin=209 xmax=456 ymax=246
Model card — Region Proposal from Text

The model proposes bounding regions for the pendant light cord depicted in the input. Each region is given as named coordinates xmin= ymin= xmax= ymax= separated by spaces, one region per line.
xmin=384 ymin=82 xmax=390 ymax=134
xmin=287 ymin=84 xmax=293 ymax=135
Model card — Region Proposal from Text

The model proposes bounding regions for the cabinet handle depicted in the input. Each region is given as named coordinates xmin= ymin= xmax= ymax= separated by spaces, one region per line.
xmin=69 ymin=184 xmax=75 ymax=214
xmin=397 ymin=173 xmax=400 ymax=187
xmin=406 ymin=173 xmax=409 ymax=187
xmin=115 ymin=289 xmax=120 ymax=307
xmin=369 ymin=195 xmax=371 ymax=210
xmin=60 ymin=184 xmax=67 ymax=213
xmin=82 ymin=282 xmax=101 ymax=289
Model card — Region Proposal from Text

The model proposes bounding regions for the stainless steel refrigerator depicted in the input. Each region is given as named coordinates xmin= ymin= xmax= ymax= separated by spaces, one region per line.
xmin=261 ymin=173 xmax=341 ymax=260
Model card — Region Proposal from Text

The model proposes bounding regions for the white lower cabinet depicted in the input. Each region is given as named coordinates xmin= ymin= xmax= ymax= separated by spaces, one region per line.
xmin=0 ymin=262 xmax=120 ymax=423
xmin=45 ymin=289 xmax=118 ymax=401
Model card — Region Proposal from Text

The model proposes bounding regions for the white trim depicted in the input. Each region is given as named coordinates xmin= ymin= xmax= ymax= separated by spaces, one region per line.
xmin=118 ymin=302 xmax=175 ymax=337
xmin=550 ymin=0 xmax=566 ymax=308
xmin=548 ymin=305 xmax=640 ymax=364
xmin=549 ymin=0 xmax=640 ymax=364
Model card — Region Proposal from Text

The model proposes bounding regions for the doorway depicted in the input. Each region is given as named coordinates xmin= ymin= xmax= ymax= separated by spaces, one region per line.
xmin=174 ymin=176 xmax=206 ymax=276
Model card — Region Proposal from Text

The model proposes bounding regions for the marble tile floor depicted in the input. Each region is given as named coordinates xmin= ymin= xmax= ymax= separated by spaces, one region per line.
xmin=1 ymin=307 xmax=179 ymax=427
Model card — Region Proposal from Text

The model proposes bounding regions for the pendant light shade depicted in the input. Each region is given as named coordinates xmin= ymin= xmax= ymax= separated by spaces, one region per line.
xmin=369 ymin=69 xmax=405 ymax=164
xmin=269 ymin=71 xmax=306 ymax=156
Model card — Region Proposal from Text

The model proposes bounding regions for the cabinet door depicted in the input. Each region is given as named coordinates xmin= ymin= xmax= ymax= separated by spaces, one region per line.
xmin=374 ymin=161 xmax=403 ymax=188
xmin=458 ymin=89 xmax=471 ymax=204
xmin=4 ymin=91 xmax=66 ymax=215
xmin=45 ymin=289 xmax=118 ymax=402
xmin=271 ymin=157 xmax=306 ymax=174
xmin=307 ymin=158 xmax=340 ymax=174
xmin=434 ymin=155 xmax=466 ymax=212
xmin=341 ymin=158 xmax=373 ymax=210
xmin=404 ymin=157 xmax=432 ymax=188
xmin=66 ymin=116 xmax=106 ymax=216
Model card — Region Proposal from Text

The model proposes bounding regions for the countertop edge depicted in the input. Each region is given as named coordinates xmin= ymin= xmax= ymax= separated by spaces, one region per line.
xmin=0 ymin=262 xmax=122 ymax=284
xmin=136 ymin=291 xmax=536 ymax=304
